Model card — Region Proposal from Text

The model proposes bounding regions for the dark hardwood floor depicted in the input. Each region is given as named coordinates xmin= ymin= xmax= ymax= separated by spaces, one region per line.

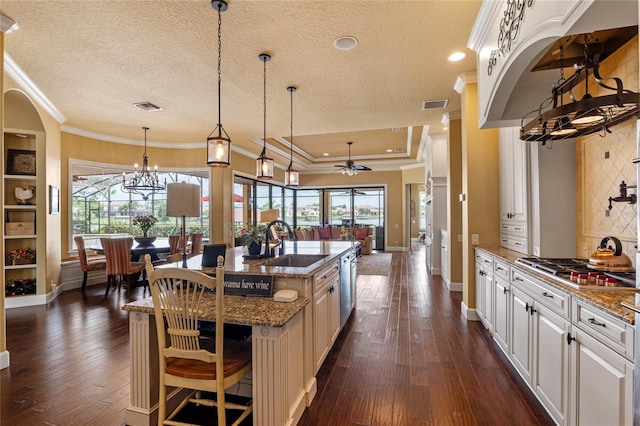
xmin=1 ymin=245 xmax=553 ymax=425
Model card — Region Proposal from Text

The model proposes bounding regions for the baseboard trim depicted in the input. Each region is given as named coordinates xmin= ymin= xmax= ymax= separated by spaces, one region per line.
xmin=461 ymin=301 xmax=480 ymax=321
xmin=386 ymin=246 xmax=408 ymax=252
xmin=447 ymin=280 xmax=463 ymax=292
xmin=0 ymin=350 xmax=9 ymax=370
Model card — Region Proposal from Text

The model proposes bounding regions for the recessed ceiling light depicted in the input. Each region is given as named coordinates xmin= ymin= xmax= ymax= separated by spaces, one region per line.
xmin=443 ymin=127 xmax=448 ymax=131
xmin=386 ymin=149 xmax=393 ymax=153
xmin=323 ymin=152 xmax=329 ymax=156
xmin=448 ymin=52 xmax=466 ymax=62
xmin=334 ymin=36 xmax=358 ymax=51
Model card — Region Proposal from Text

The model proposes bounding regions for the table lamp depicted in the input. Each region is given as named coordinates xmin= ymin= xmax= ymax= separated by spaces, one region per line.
xmin=166 ymin=182 xmax=200 ymax=267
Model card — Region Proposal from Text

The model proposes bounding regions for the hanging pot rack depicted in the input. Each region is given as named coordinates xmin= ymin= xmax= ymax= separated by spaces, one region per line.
xmin=519 ymin=51 xmax=640 ymax=144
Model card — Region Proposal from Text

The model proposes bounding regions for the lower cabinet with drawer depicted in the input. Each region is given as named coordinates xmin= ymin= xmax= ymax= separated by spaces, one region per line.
xmin=476 ymin=250 xmax=635 ymax=426
xmin=568 ymin=300 xmax=634 ymax=426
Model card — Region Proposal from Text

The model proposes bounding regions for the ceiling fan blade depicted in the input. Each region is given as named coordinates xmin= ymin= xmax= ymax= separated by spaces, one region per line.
xmin=353 ymin=165 xmax=372 ymax=171
xmin=334 ymin=165 xmax=346 ymax=168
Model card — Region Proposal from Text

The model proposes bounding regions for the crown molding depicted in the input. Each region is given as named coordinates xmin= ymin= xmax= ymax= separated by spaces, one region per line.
xmin=0 ymin=16 xmax=19 ymax=34
xmin=4 ymin=53 xmax=67 ymax=123
xmin=466 ymin=0 xmax=503 ymax=52
xmin=453 ymin=72 xmax=478 ymax=94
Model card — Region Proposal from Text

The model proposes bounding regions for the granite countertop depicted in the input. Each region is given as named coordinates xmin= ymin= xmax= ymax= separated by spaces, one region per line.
xmin=123 ymin=292 xmax=310 ymax=328
xmin=476 ymin=246 xmax=637 ymax=325
xmin=170 ymin=240 xmax=358 ymax=278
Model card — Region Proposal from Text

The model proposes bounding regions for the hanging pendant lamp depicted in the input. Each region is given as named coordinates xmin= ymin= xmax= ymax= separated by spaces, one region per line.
xmin=122 ymin=127 xmax=165 ymax=201
xmin=206 ymin=0 xmax=231 ymax=167
xmin=256 ymin=53 xmax=274 ymax=180
xmin=285 ymin=86 xmax=299 ymax=187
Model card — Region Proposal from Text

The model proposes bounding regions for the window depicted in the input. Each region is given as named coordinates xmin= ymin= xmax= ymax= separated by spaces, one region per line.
xmin=70 ymin=161 xmax=209 ymax=250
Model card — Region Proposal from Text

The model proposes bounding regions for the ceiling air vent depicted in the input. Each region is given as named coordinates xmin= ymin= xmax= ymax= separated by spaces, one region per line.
xmin=394 ymin=148 xmax=404 ymax=153
xmin=422 ymin=99 xmax=448 ymax=110
xmin=133 ymin=101 xmax=163 ymax=112
xmin=391 ymin=127 xmax=404 ymax=132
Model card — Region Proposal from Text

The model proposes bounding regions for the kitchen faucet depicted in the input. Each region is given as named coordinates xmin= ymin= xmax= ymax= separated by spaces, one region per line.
xmin=608 ymin=180 xmax=637 ymax=210
xmin=265 ymin=220 xmax=296 ymax=257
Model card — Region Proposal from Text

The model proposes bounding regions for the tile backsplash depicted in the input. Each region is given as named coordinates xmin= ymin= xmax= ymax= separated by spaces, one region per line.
xmin=576 ymin=36 xmax=638 ymax=263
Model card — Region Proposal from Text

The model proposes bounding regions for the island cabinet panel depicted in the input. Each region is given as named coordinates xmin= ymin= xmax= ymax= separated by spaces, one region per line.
xmin=312 ymin=262 xmax=340 ymax=373
xmin=475 ymin=252 xmax=494 ymax=330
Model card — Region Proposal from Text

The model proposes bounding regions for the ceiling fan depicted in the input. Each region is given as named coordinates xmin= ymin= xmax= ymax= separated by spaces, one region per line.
xmin=334 ymin=142 xmax=372 ymax=175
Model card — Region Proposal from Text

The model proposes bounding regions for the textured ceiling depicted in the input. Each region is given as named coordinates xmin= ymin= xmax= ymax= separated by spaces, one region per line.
xmin=1 ymin=0 xmax=480 ymax=173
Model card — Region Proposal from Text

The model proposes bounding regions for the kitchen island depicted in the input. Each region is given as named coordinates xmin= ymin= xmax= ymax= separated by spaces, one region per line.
xmin=122 ymin=240 xmax=360 ymax=426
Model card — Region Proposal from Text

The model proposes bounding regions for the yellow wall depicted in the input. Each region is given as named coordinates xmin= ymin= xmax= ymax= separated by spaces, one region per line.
xmin=447 ymin=117 xmax=463 ymax=285
xmin=461 ymin=82 xmax=499 ymax=308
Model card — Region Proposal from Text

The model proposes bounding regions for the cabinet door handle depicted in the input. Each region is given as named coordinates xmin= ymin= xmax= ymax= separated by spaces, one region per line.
xmin=514 ymin=227 xmax=522 ymax=231
xmin=503 ymin=287 xmax=509 ymax=294
xmin=566 ymin=332 xmax=576 ymax=346
xmin=541 ymin=292 xmax=554 ymax=298
xmin=525 ymin=302 xmax=530 ymax=312
xmin=496 ymin=266 xmax=504 ymax=271
xmin=587 ymin=318 xmax=606 ymax=327
xmin=514 ymin=276 xmax=524 ymax=282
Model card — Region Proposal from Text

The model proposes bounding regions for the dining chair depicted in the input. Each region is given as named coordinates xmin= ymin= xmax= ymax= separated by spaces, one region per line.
xmin=168 ymin=234 xmax=183 ymax=255
xmin=144 ymin=254 xmax=253 ymax=426
xmin=74 ymin=235 xmax=106 ymax=291
xmin=189 ymin=232 xmax=203 ymax=255
xmin=100 ymin=237 xmax=145 ymax=296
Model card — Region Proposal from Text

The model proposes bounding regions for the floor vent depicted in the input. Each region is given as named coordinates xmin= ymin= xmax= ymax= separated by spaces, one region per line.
xmin=422 ymin=99 xmax=448 ymax=110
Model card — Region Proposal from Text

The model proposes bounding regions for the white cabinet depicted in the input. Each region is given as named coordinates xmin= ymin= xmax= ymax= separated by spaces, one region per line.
xmin=498 ymin=127 xmax=576 ymax=257
xmin=313 ymin=262 xmax=341 ymax=373
xmin=499 ymin=127 xmax=528 ymax=223
xmin=509 ymin=285 xmax=534 ymax=384
xmin=499 ymin=127 xmax=529 ymax=254
xmin=570 ymin=328 xmax=634 ymax=426
xmin=475 ymin=252 xmax=493 ymax=329
xmin=493 ymin=260 xmax=510 ymax=353
xmin=569 ymin=299 xmax=634 ymax=426
xmin=533 ymin=304 xmax=570 ymax=425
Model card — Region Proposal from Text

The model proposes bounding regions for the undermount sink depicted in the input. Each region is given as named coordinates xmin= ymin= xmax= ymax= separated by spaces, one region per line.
xmin=264 ymin=254 xmax=328 ymax=268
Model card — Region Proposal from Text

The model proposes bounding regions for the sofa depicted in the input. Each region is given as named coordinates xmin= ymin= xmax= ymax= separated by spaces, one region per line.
xmin=294 ymin=225 xmax=373 ymax=255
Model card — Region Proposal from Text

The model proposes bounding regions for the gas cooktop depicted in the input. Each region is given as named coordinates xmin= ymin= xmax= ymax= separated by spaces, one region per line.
xmin=516 ymin=257 xmax=636 ymax=289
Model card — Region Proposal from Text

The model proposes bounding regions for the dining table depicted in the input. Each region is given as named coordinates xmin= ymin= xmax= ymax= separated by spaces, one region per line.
xmin=90 ymin=237 xmax=171 ymax=262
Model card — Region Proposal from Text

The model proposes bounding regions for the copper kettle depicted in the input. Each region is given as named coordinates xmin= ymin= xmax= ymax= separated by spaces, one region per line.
xmin=588 ymin=236 xmax=634 ymax=272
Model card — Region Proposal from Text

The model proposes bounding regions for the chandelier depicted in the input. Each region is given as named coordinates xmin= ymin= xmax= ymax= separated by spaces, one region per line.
xmin=121 ymin=127 xmax=164 ymax=200
xmin=285 ymin=86 xmax=299 ymax=187
xmin=520 ymin=37 xmax=639 ymax=143
xmin=256 ymin=53 xmax=274 ymax=179
xmin=206 ymin=0 xmax=231 ymax=167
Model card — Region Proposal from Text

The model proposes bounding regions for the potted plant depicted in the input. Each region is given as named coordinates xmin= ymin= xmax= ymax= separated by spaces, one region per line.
xmin=132 ymin=215 xmax=158 ymax=246
xmin=239 ymin=223 xmax=267 ymax=255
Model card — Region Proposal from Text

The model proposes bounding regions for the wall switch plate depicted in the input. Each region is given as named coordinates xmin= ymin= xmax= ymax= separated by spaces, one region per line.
xmin=471 ymin=234 xmax=479 ymax=245
xmin=605 ymin=209 xmax=610 ymax=217
xmin=458 ymin=234 xmax=463 ymax=243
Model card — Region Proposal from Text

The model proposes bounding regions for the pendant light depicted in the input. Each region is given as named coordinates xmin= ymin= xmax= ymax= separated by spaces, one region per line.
xmin=285 ymin=86 xmax=299 ymax=187
xmin=206 ymin=0 xmax=231 ymax=167
xmin=122 ymin=127 xmax=165 ymax=201
xmin=256 ymin=53 xmax=274 ymax=180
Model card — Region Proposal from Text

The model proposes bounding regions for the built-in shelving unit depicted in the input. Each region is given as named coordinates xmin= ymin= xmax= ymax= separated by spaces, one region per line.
xmin=3 ymin=129 xmax=45 ymax=300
